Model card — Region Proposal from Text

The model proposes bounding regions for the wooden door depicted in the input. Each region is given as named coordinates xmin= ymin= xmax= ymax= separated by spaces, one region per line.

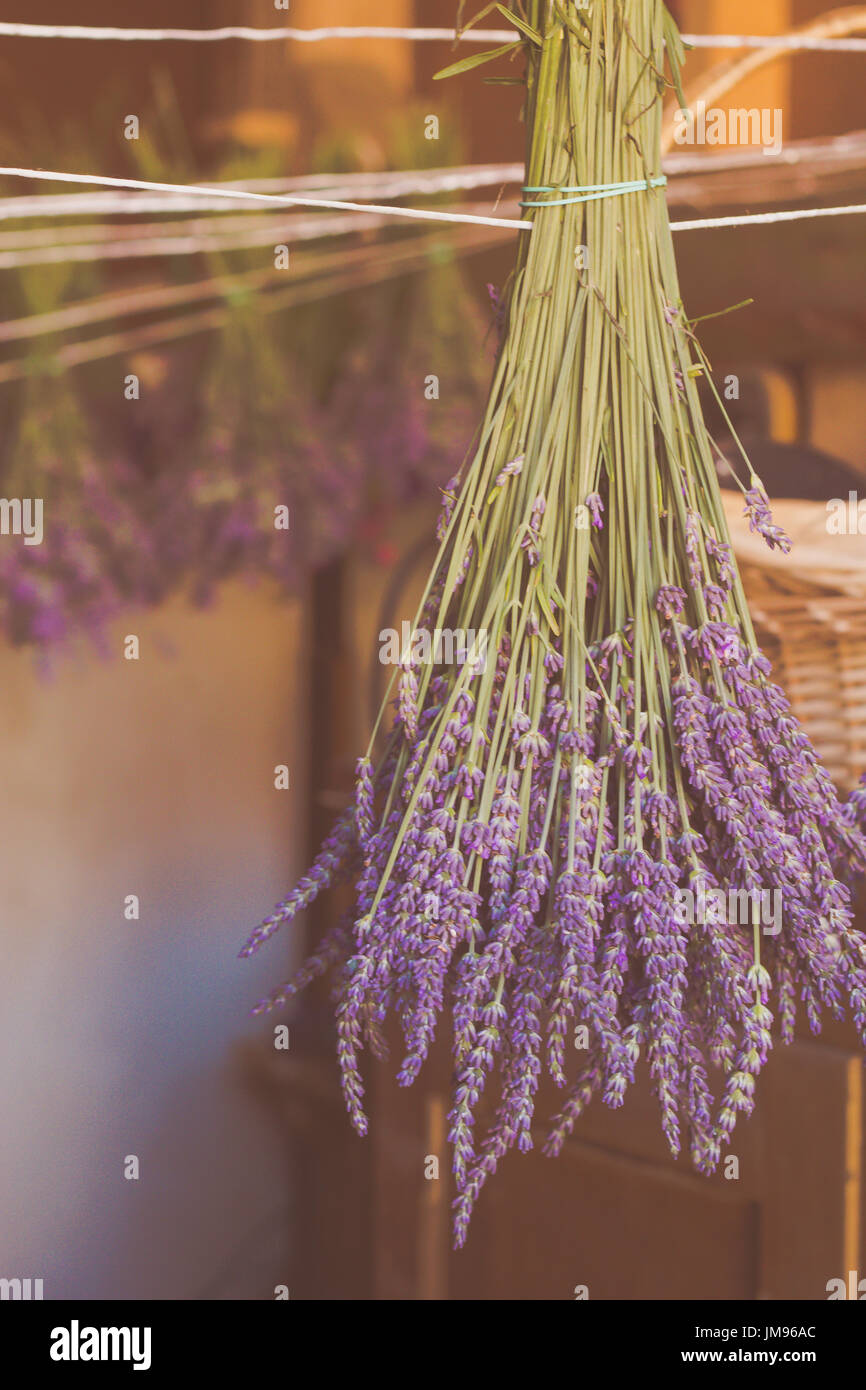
xmin=368 ymin=1024 xmax=864 ymax=1300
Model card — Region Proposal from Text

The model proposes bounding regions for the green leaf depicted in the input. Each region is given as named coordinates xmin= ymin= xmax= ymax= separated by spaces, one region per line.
xmin=493 ymin=4 xmax=541 ymax=45
xmin=433 ymin=42 xmax=520 ymax=81
xmin=535 ymin=586 xmax=561 ymax=638
xmin=455 ymin=1 xmax=502 ymax=35
xmin=662 ymin=4 xmax=689 ymax=113
xmin=689 ymin=297 xmax=754 ymax=327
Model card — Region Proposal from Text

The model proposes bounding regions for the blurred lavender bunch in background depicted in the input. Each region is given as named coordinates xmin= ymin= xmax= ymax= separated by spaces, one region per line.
xmin=0 ymin=378 xmax=156 ymax=662
xmin=187 ymin=301 xmax=358 ymax=606
xmin=329 ymin=246 xmax=491 ymax=518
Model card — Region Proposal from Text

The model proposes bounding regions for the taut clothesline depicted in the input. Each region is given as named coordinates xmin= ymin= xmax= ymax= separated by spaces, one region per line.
xmin=0 ymin=166 xmax=531 ymax=233
xmin=1 ymin=134 xmax=864 ymax=222
xmin=0 ymin=23 xmax=865 ymax=52
xmin=1 ymin=164 xmax=865 ymax=236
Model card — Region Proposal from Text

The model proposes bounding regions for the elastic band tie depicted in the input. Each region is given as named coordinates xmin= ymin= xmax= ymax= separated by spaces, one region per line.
xmin=520 ymin=176 xmax=667 ymax=208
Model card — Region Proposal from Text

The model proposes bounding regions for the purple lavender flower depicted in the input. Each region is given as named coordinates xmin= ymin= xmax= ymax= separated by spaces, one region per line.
xmin=585 ymin=493 xmax=604 ymax=529
xmin=521 ymin=495 xmax=546 ymax=567
xmin=744 ymin=485 xmax=792 ymax=554
xmin=495 ymin=455 xmax=525 ymax=487
xmin=655 ymin=584 xmax=687 ymax=619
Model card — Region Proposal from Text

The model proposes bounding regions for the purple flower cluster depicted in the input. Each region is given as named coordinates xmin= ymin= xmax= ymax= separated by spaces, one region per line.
xmin=0 ymin=452 xmax=159 ymax=661
xmin=329 ymin=260 xmax=492 ymax=521
xmin=1 ymin=259 xmax=493 ymax=657
xmin=744 ymin=485 xmax=792 ymax=554
xmin=241 ymin=536 xmax=866 ymax=1244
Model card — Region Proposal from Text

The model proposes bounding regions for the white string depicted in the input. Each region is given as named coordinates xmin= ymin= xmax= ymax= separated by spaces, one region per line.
xmin=0 ymin=132 xmax=863 ymax=222
xmin=1 ymin=165 xmax=865 ymax=239
xmin=671 ymin=202 xmax=866 ymax=230
xmin=0 ymin=165 xmax=526 ymax=222
xmin=0 ymin=166 xmax=531 ymax=232
xmin=681 ymin=33 xmax=866 ymax=52
xmin=0 ymin=24 xmax=501 ymax=43
xmin=0 ymin=23 xmax=865 ymax=52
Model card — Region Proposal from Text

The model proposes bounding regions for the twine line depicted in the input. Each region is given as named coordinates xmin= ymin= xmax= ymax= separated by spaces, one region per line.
xmin=0 ymin=24 xmax=864 ymax=52
xmin=520 ymin=177 xmax=667 ymax=208
xmin=0 ymin=165 xmax=864 ymax=237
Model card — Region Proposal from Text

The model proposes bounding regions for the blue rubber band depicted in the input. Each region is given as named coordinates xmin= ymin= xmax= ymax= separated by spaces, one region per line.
xmin=520 ymin=176 xmax=667 ymax=208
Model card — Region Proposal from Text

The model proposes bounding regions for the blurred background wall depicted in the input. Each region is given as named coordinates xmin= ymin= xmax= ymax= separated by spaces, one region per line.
xmin=0 ymin=586 xmax=308 ymax=1298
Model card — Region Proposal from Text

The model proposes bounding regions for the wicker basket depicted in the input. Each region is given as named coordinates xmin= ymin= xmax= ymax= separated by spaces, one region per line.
xmin=722 ymin=493 xmax=866 ymax=790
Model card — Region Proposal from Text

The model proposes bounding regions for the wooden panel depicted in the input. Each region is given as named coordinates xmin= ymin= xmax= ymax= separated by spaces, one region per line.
xmin=242 ymin=1042 xmax=375 ymax=1300
xmin=370 ymin=1038 xmax=446 ymax=1300
xmin=449 ymin=1144 xmax=759 ymax=1302
xmin=760 ymin=1041 xmax=860 ymax=1299
xmin=362 ymin=1021 xmax=864 ymax=1299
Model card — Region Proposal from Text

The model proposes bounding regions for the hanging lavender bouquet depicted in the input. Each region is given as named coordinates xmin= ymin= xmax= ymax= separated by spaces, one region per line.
xmin=241 ymin=0 xmax=866 ymax=1246
xmin=189 ymin=301 xmax=359 ymax=604
xmin=327 ymin=107 xmax=492 ymax=519
xmin=0 ymin=377 xmax=157 ymax=657
xmin=328 ymin=246 xmax=491 ymax=515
